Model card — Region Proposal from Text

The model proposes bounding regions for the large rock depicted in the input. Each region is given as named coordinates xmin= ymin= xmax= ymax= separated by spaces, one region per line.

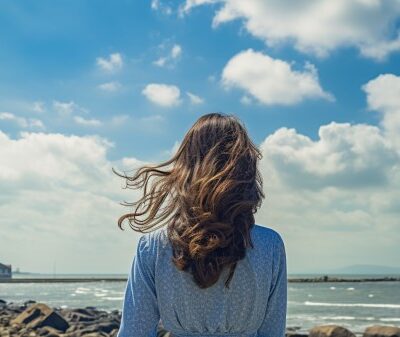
xmin=11 ymin=303 xmax=69 ymax=332
xmin=60 ymin=309 xmax=97 ymax=323
xmin=37 ymin=326 xmax=63 ymax=337
xmin=309 ymin=325 xmax=356 ymax=337
xmin=78 ymin=321 xmax=120 ymax=335
xmin=363 ymin=325 xmax=400 ymax=337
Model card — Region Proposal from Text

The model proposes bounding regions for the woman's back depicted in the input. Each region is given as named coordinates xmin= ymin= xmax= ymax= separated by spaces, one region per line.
xmin=114 ymin=113 xmax=287 ymax=337
xmin=117 ymin=223 xmax=287 ymax=337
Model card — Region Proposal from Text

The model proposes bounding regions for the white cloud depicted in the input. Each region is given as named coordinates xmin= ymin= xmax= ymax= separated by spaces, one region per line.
xmin=0 ymin=112 xmax=45 ymax=129
xmin=186 ymin=91 xmax=204 ymax=104
xmin=256 ymin=121 xmax=400 ymax=272
xmin=74 ymin=116 xmax=102 ymax=127
xmin=29 ymin=119 xmax=45 ymax=129
xmin=151 ymin=0 xmax=172 ymax=15
xmin=97 ymin=81 xmax=122 ymax=92
xmin=142 ymin=83 xmax=181 ymax=107
xmin=153 ymin=57 xmax=167 ymax=67
xmin=363 ymin=73 xmax=400 ymax=150
xmin=251 ymin=73 xmax=400 ymax=271
xmin=179 ymin=0 xmax=216 ymax=16
xmin=96 ymin=53 xmax=123 ymax=72
xmin=171 ymin=44 xmax=182 ymax=59
xmin=0 ymin=130 xmax=147 ymax=273
xmin=153 ymin=43 xmax=183 ymax=68
xmin=221 ymin=49 xmax=333 ymax=105
xmin=261 ymin=122 xmax=397 ymax=189
xmin=180 ymin=0 xmax=400 ymax=60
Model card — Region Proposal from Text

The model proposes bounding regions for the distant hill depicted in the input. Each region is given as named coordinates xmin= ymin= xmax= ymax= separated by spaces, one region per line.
xmin=327 ymin=264 xmax=400 ymax=275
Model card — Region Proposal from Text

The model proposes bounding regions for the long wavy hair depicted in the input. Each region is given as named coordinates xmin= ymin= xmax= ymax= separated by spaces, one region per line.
xmin=113 ymin=112 xmax=265 ymax=289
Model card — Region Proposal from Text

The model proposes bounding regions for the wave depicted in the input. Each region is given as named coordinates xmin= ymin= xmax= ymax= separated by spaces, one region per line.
xmin=304 ymin=301 xmax=400 ymax=309
xmin=320 ymin=316 xmax=355 ymax=320
xmin=104 ymin=296 xmax=123 ymax=300
xmin=380 ymin=318 xmax=400 ymax=322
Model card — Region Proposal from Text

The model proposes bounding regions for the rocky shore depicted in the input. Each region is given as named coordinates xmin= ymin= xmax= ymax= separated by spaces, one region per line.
xmin=1 ymin=299 xmax=399 ymax=337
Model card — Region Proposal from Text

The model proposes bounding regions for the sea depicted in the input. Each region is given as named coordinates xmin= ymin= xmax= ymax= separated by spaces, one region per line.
xmin=1 ymin=273 xmax=399 ymax=336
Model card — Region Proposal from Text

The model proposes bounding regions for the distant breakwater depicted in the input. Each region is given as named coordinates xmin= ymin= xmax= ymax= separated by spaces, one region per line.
xmin=1 ymin=276 xmax=400 ymax=283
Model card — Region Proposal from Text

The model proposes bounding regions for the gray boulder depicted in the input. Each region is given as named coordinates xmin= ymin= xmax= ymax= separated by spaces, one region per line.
xmin=11 ymin=303 xmax=69 ymax=332
xmin=363 ymin=325 xmax=400 ymax=337
xmin=309 ymin=325 xmax=355 ymax=337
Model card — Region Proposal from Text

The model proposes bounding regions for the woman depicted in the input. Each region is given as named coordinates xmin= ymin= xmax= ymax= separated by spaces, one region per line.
xmin=114 ymin=112 xmax=287 ymax=337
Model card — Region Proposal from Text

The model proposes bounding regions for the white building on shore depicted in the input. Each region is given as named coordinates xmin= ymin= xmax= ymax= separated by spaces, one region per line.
xmin=0 ymin=262 xmax=12 ymax=279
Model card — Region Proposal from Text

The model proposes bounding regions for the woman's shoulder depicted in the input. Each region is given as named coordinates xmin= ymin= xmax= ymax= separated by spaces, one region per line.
xmin=139 ymin=226 xmax=169 ymax=252
xmin=252 ymin=224 xmax=285 ymax=246
xmin=141 ymin=224 xmax=285 ymax=254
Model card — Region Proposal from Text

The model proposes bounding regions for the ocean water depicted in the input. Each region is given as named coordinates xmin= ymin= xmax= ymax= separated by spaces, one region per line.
xmin=1 ymin=275 xmax=399 ymax=336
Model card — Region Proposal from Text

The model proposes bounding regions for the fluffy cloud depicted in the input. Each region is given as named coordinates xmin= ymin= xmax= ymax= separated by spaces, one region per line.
xmin=260 ymin=122 xmax=397 ymax=189
xmin=0 ymin=112 xmax=44 ymax=129
xmin=253 ymin=73 xmax=400 ymax=272
xmin=96 ymin=53 xmax=123 ymax=72
xmin=142 ymin=83 xmax=182 ymax=107
xmin=0 ymin=130 xmax=147 ymax=273
xmin=362 ymin=73 xmax=400 ymax=149
xmin=221 ymin=49 xmax=333 ymax=105
xmin=180 ymin=0 xmax=400 ymax=60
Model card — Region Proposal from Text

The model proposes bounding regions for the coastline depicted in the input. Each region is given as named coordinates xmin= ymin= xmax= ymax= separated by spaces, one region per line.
xmin=1 ymin=276 xmax=400 ymax=283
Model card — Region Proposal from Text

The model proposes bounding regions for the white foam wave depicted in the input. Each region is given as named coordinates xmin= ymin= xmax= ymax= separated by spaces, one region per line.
xmin=304 ymin=301 xmax=400 ymax=309
xmin=320 ymin=316 xmax=355 ymax=320
xmin=380 ymin=318 xmax=400 ymax=322
xmin=104 ymin=296 xmax=123 ymax=300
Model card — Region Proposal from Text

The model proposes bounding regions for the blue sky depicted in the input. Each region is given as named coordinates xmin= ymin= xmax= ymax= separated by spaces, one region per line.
xmin=1 ymin=0 xmax=400 ymax=274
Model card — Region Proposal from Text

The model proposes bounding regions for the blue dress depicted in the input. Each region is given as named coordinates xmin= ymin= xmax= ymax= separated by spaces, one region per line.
xmin=117 ymin=224 xmax=287 ymax=337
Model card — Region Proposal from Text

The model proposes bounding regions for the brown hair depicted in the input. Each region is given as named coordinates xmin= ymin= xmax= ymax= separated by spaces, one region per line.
xmin=113 ymin=112 xmax=265 ymax=289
